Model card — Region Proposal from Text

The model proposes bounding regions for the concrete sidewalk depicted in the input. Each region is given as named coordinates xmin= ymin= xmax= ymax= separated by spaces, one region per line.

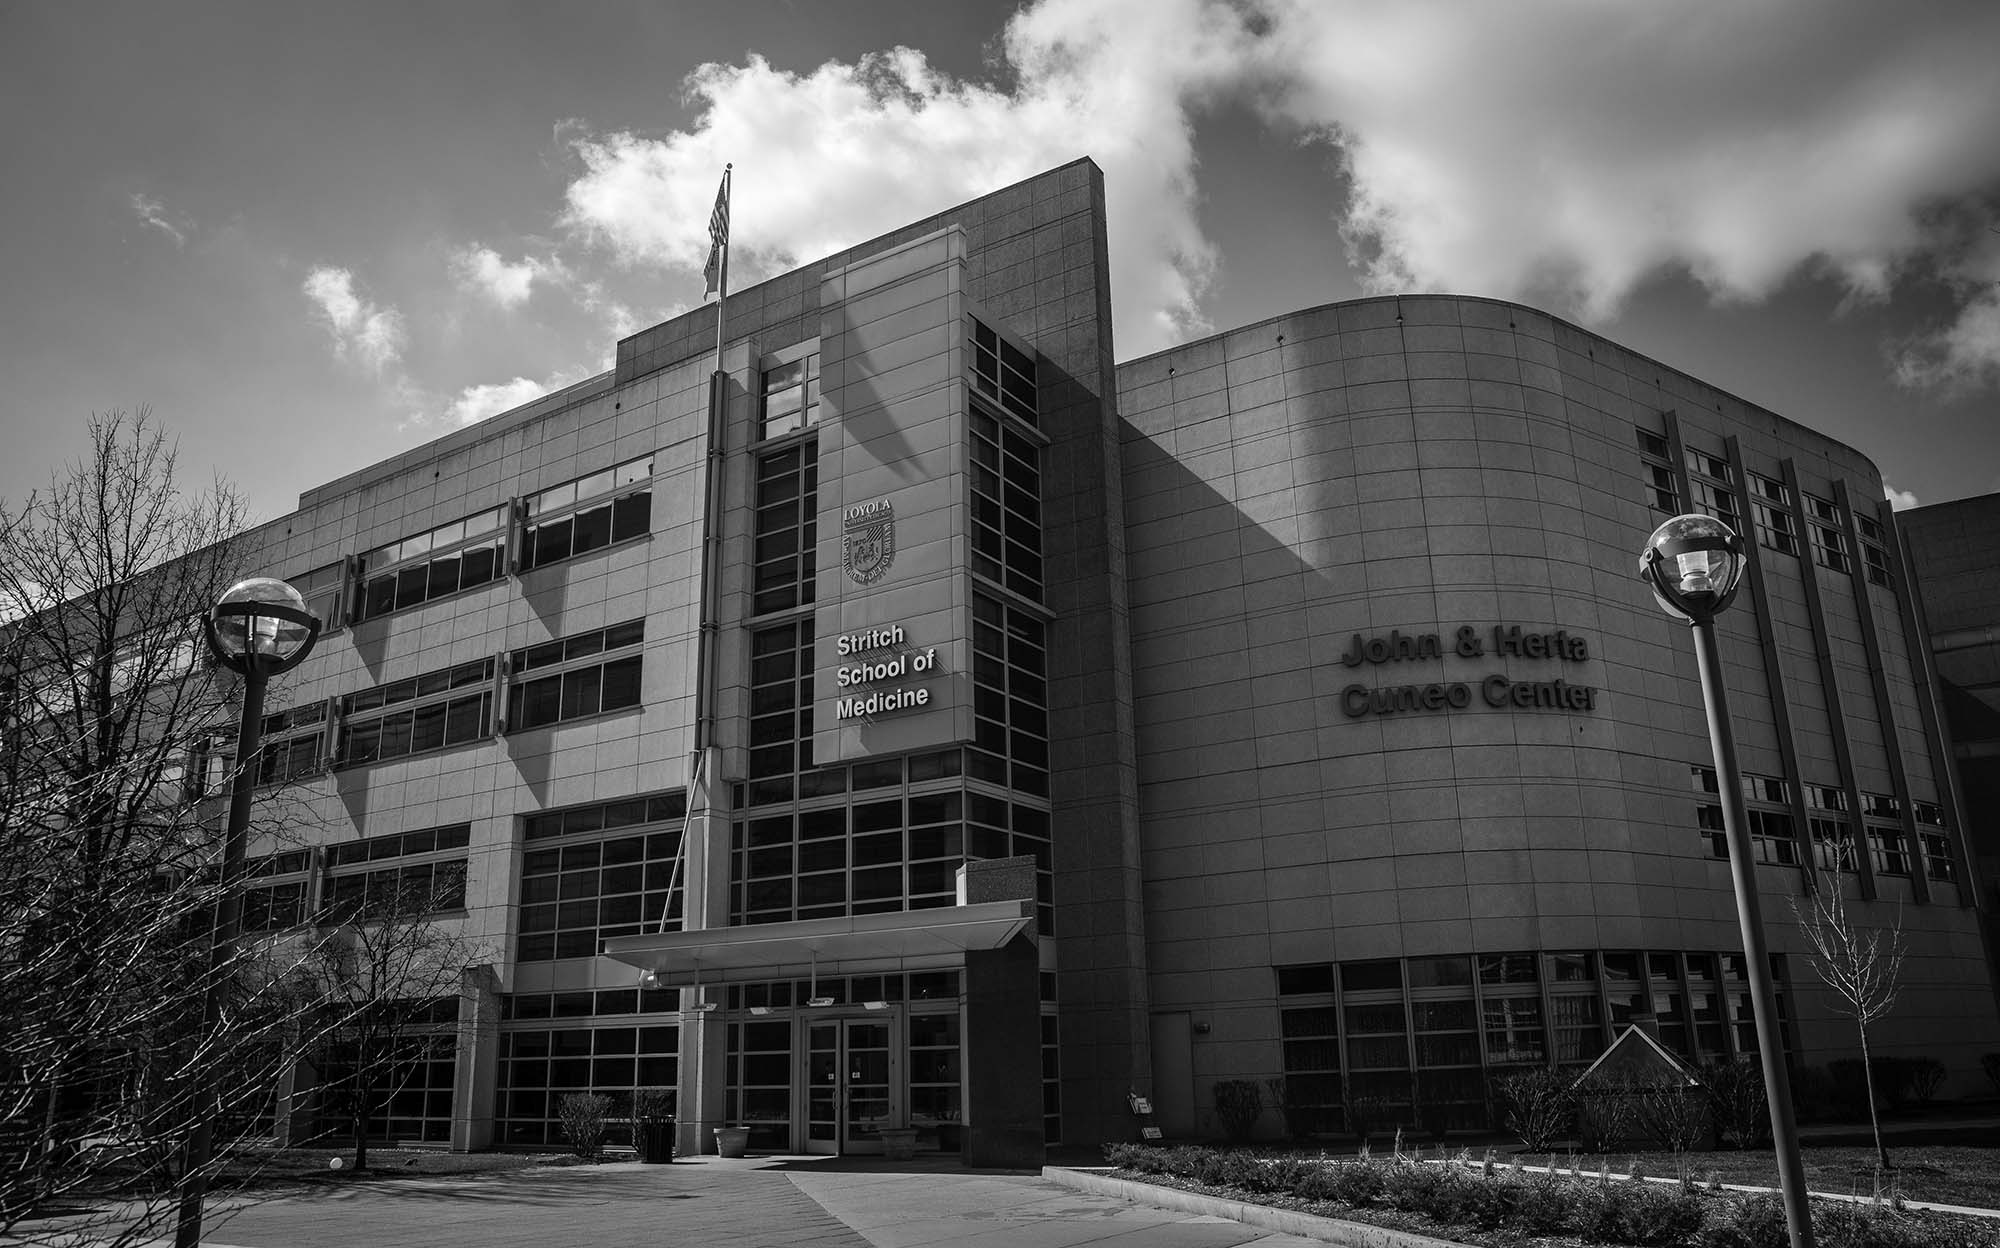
xmin=10 ymin=1155 xmax=1332 ymax=1248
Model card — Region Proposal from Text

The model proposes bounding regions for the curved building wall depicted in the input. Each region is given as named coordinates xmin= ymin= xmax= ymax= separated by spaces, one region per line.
xmin=1116 ymin=294 xmax=1996 ymax=1135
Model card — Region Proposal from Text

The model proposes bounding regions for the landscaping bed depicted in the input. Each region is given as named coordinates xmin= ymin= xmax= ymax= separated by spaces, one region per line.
xmin=1556 ymin=1144 xmax=2000 ymax=1211
xmin=1102 ymin=1142 xmax=2000 ymax=1247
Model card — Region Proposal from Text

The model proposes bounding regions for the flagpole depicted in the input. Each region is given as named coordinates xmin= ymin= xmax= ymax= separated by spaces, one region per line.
xmin=711 ymin=164 xmax=731 ymax=377
xmin=687 ymin=161 xmax=731 ymax=1155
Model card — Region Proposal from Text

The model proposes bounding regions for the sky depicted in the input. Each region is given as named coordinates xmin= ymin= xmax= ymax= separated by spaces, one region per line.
xmin=3 ymin=0 xmax=1998 ymax=526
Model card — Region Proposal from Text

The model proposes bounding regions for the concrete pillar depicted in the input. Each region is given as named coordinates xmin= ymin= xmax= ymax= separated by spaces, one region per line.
xmin=676 ymin=744 xmax=732 ymax=1155
xmin=959 ymin=857 xmax=1045 ymax=1168
xmin=453 ymin=964 xmax=501 ymax=1151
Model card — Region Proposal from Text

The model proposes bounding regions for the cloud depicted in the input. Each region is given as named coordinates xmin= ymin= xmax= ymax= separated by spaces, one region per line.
xmin=551 ymin=0 xmax=2000 ymax=383
xmin=302 ymin=266 xmax=406 ymax=374
xmin=560 ymin=0 xmax=1256 ymax=357
xmin=129 ymin=193 xmax=189 ymax=247
xmin=1882 ymin=482 xmax=1919 ymax=510
xmin=1889 ymin=216 xmax=2000 ymax=392
xmin=451 ymin=245 xmax=556 ymax=308
xmin=1248 ymin=0 xmax=2000 ymax=330
xmin=443 ymin=370 xmax=588 ymax=428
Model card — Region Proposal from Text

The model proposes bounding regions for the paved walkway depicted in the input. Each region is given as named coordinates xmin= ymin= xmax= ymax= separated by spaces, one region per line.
xmin=13 ymin=1156 xmax=1331 ymax=1248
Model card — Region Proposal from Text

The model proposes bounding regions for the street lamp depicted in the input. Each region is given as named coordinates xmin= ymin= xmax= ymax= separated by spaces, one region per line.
xmin=175 ymin=577 xmax=320 ymax=1248
xmin=1639 ymin=515 xmax=1815 ymax=1248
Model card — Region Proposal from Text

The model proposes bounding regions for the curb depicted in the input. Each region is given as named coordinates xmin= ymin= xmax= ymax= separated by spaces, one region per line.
xmin=1042 ymin=1166 xmax=1475 ymax=1248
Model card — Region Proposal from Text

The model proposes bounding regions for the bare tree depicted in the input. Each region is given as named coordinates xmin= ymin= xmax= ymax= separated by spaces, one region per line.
xmin=296 ymin=877 xmax=487 ymax=1171
xmin=1791 ymin=884 xmax=1906 ymax=1171
xmin=0 ymin=411 xmax=326 ymax=1243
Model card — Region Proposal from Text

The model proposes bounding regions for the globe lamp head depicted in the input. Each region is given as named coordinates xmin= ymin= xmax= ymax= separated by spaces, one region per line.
xmin=1639 ymin=514 xmax=1745 ymax=623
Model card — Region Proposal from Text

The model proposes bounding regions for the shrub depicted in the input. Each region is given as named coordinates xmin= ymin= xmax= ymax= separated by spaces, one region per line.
xmin=1614 ymin=1180 xmax=1708 ymax=1246
xmin=1494 ymin=1067 xmax=1575 ymax=1151
xmin=1457 ymin=1176 xmax=1515 ymax=1230
xmin=1512 ymin=1174 xmax=1577 ymax=1235
xmin=1266 ymin=1076 xmax=1333 ymax=1142
xmin=557 ymin=1091 xmax=612 ymax=1161
xmin=1325 ymin=1158 xmax=1387 ymax=1205
xmin=1343 ymin=1090 xmax=1388 ymax=1143
xmin=632 ymin=1086 xmax=674 ymax=1123
xmin=1906 ymin=1058 xmax=1945 ymax=1105
xmin=1380 ymin=1158 xmax=1452 ymax=1214
xmin=1635 ymin=1082 xmax=1711 ymax=1154
xmin=1577 ymin=1087 xmax=1639 ymax=1153
xmin=1701 ymin=1058 xmax=1769 ymax=1148
xmin=1789 ymin=1064 xmax=1838 ymax=1123
xmin=1700 ymin=1193 xmax=1790 ymax=1248
xmin=1212 ymin=1079 xmax=1263 ymax=1142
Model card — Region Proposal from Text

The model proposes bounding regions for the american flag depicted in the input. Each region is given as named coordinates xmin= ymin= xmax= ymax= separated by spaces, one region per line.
xmin=702 ymin=171 xmax=730 ymax=297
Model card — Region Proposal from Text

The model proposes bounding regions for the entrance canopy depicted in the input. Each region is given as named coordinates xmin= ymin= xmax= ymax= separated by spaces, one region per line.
xmin=599 ymin=900 xmax=1033 ymax=987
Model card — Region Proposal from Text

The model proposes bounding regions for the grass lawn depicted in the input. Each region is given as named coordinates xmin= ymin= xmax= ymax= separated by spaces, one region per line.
xmin=1527 ymin=1143 xmax=2000 ymax=1210
xmin=217 ymin=1145 xmax=575 ymax=1190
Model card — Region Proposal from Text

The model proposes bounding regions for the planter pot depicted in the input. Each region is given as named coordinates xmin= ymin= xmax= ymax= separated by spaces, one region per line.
xmin=713 ymin=1126 xmax=750 ymax=1158
xmin=637 ymin=1119 xmax=675 ymax=1164
xmin=878 ymin=1127 xmax=918 ymax=1161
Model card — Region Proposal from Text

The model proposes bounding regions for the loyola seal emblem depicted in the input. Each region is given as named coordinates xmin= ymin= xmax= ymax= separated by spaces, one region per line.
xmin=842 ymin=497 xmax=895 ymax=585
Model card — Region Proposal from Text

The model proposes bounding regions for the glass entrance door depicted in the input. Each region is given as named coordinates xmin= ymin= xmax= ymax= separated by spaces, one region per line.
xmin=802 ymin=1018 xmax=895 ymax=1155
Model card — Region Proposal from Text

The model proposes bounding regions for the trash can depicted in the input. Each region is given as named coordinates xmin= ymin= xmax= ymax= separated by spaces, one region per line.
xmin=637 ymin=1117 xmax=676 ymax=1164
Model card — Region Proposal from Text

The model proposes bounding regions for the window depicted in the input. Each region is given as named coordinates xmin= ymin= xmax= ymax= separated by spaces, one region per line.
xmin=1684 ymin=445 xmax=1740 ymax=530
xmin=971 ymin=595 xmax=1048 ymax=797
xmin=498 ymin=1021 xmax=677 ymax=1148
xmin=1807 ymin=785 xmax=1857 ymax=873
xmin=1804 ymin=492 xmax=1850 ymax=574
xmin=241 ymin=850 xmax=311 ymax=932
xmin=1546 ymin=953 xmax=1603 ymax=1064
xmin=1635 ymin=429 xmax=1679 ymax=513
xmin=517 ymin=795 xmax=686 ymax=962
xmin=746 ymin=621 xmax=815 ymax=805
xmin=967 ymin=316 xmax=1037 ymax=427
xmin=1855 ymin=513 xmax=1894 ymax=589
xmin=523 ymin=792 xmax=688 ymax=842
xmin=339 ymin=659 xmax=494 ymax=767
xmin=356 ymin=506 xmax=507 ymax=622
xmin=1722 ymin=952 xmax=1793 ymax=1058
xmin=316 ymin=1027 xmax=458 ymax=1143
xmin=520 ymin=455 xmax=654 ymax=572
xmin=1692 ymin=765 xmax=1800 ymax=865
xmin=1914 ymin=801 xmax=1954 ymax=883
xmin=969 ymin=411 xmax=1043 ymax=598
xmin=760 ymin=351 xmax=821 ymax=440
xmin=507 ymin=620 xmax=643 ymax=731
xmin=1748 ymin=473 xmax=1798 ymax=556
xmin=290 ymin=562 xmax=345 ymax=634
xmin=322 ymin=824 xmax=472 ymax=923
xmin=752 ymin=445 xmax=817 ymax=616
xmin=257 ymin=702 xmax=327 ymax=785
xmin=1862 ymin=792 xmax=1909 ymax=876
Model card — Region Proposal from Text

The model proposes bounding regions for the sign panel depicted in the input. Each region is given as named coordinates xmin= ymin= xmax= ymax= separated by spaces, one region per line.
xmin=811 ymin=228 xmax=976 ymax=763
xmin=1336 ymin=623 xmax=1602 ymax=719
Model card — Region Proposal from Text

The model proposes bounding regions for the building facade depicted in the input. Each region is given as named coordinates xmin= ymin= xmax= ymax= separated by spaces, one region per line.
xmin=1901 ymin=493 xmax=2000 ymax=1010
xmin=231 ymin=159 xmax=1994 ymax=1160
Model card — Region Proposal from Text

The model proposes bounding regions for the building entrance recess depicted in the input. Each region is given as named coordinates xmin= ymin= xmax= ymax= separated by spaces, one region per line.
xmin=805 ymin=1017 xmax=896 ymax=1155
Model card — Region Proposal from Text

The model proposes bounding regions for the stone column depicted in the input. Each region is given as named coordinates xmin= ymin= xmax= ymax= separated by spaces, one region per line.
xmin=959 ymin=857 xmax=1045 ymax=1168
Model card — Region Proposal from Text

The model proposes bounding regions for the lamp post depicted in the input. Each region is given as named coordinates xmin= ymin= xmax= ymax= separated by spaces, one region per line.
xmin=175 ymin=577 xmax=320 ymax=1248
xmin=1639 ymin=515 xmax=1814 ymax=1248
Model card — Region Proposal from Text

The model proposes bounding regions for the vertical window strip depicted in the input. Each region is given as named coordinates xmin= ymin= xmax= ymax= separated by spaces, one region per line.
xmin=1635 ymin=429 xmax=1680 ymax=513
xmin=752 ymin=445 xmax=818 ymax=616
xmin=1748 ymin=472 xmax=1799 ymax=556
xmin=759 ymin=352 xmax=821 ymax=441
